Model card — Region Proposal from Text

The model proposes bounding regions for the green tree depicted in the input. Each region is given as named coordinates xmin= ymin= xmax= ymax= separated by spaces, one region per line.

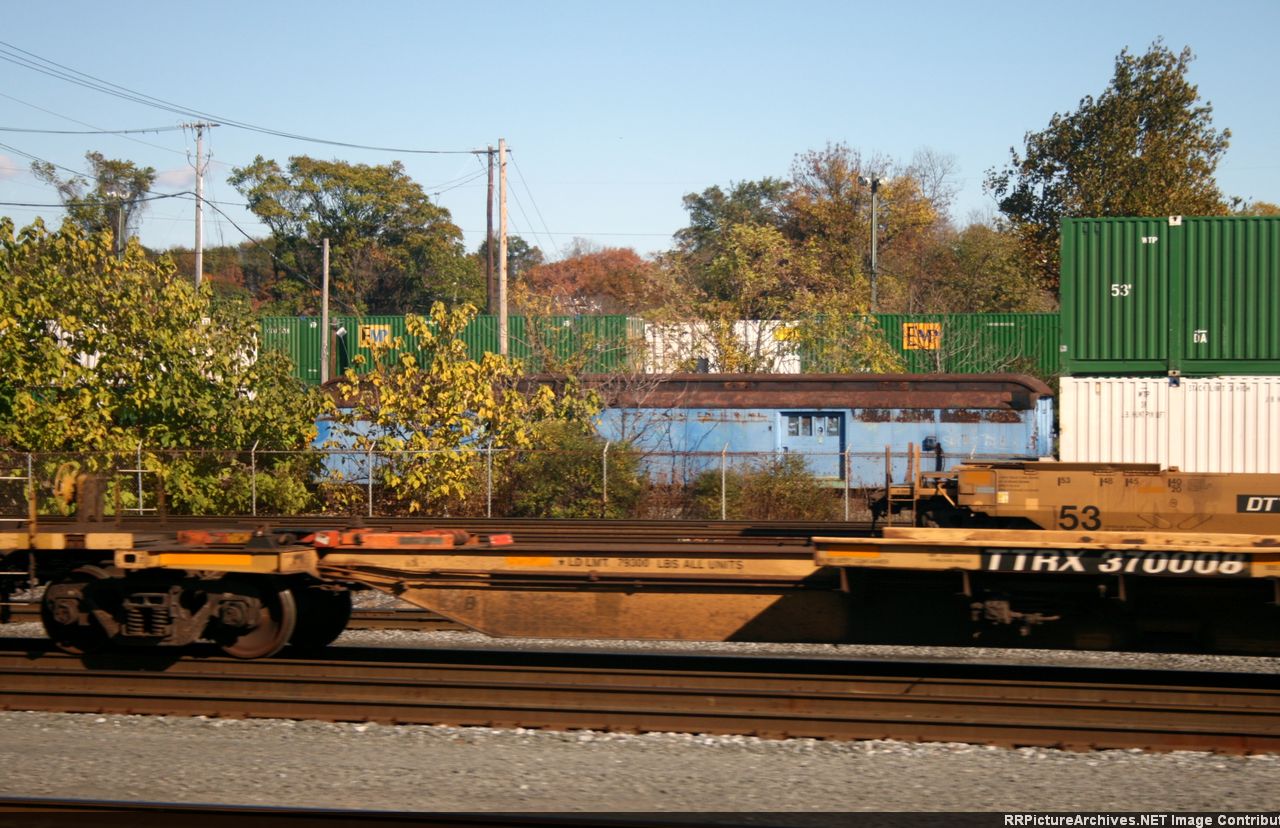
xmin=664 ymin=223 xmax=830 ymax=372
xmin=675 ymin=178 xmax=791 ymax=270
xmin=0 ymin=219 xmax=321 ymax=513
xmin=31 ymin=152 xmax=156 ymax=256
xmin=1235 ymin=200 xmax=1280 ymax=216
xmin=325 ymin=302 xmax=600 ymax=514
xmin=785 ymin=143 xmax=944 ymax=310
xmin=985 ymin=41 xmax=1230 ymax=289
xmin=229 ymin=156 xmax=481 ymax=314
xmin=475 ymin=235 xmax=544 ymax=284
xmin=907 ymin=221 xmax=1055 ymax=313
xmin=786 ymin=294 xmax=906 ymax=374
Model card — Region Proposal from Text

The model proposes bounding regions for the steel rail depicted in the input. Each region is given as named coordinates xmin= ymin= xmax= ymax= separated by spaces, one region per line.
xmin=0 ymin=641 xmax=1276 ymax=754
xmin=345 ymin=608 xmax=466 ymax=632
xmin=0 ymin=795 xmax=645 ymax=825
xmin=1 ymin=603 xmax=465 ymax=631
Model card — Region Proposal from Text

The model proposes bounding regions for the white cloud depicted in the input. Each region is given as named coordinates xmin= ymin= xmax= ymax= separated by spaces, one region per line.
xmin=0 ymin=153 xmax=20 ymax=181
xmin=155 ymin=167 xmax=194 ymax=189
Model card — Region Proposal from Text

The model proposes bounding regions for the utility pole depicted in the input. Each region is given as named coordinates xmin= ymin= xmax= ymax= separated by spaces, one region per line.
xmin=486 ymin=146 xmax=495 ymax=314
xmin=186 ymin=121 xmax=217 ymax=287
xmin=870 ymin=182 xmax=878 ymax=311
xmin=859 ymin=175 xmax=881 ymax=311
xmin=115 ymin=197 xmax=124 ymax=259
xmin=498 ymin=138 xmax=508 ymax=356
xmin=320 ymin=238 xmax=330 ymax=385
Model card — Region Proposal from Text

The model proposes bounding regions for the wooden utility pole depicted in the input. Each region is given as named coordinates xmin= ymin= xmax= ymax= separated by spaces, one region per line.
xmin=320 ymin=238 xmax=330 ymax=385
xmin=187 ymin=122 xmax=217 ymax=287
xmin=498 ymin=139 xmax=508 ymax=356
xmin=486 ymin=146 xmax=495 ymax=314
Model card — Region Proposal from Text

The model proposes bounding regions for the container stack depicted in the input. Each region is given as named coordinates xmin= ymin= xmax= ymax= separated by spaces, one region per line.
xmin=1058 ymin=215 xmax=1280 ymax=473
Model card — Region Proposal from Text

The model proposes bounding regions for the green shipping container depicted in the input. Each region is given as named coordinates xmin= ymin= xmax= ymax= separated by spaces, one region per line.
xmin=259 ymin=316 xmax=322 ymax=384
xmin=1061 ymin=216 xmax=1280 ymax=376
xmin=261 ymin=314 xmax=643 ymax=383
xmin=800 ymin=313 xmax=1061 ymax=378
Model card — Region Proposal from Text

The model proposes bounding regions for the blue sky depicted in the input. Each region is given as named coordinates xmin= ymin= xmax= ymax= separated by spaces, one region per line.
xmin=1 ymin=0 xmax=1276 ymax=260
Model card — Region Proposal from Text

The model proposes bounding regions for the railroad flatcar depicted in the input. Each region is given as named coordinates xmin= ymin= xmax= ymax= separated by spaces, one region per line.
xmin=9 ymin=454 xmax=1280 ymax=658
xmin=900 ymin=460 xmax=1280 ymax=534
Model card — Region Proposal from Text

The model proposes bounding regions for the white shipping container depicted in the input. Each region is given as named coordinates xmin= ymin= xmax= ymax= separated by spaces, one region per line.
xmin=1059 ymin=376 xmax=1280 ymax=473
xmin=643 ymin=320 xmax=800 ymax=374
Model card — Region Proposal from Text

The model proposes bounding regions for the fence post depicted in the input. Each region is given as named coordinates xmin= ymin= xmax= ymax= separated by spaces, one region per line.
xmin=367 ymin=447 xmax=374 ymax=518
xmin=250 ymin=440 xmax=260 ymax=516
xmin=25 ymin=452 xmax=34 ymax=534
xmin=135 ymin=441 xmax=144 ymax=515
xmin=486 ymin=443 xmax=494 ymax=518
xmin=844 ymin=448 xmax=851 ymax=521
xmin=720 ymin=443 xmax=729 ymax=521
xmin=601 ymin=441 xmax=611 ymax=516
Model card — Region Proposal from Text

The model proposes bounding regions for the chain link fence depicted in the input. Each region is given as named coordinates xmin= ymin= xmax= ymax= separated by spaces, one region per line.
xmin=0 ymin=445 xmax=992 ymax=523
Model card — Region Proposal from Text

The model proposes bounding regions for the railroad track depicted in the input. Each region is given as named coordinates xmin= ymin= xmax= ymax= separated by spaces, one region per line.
xmin=1 ymin=603 xmax=465 ymax=631
xmin=0 ymin=640 xmax=1275 ymax=754
xmin=0 ymin=796 xmax=626 ymax=825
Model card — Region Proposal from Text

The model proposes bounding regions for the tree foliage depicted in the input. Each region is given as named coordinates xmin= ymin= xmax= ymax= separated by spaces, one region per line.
xmin=475 ymin=235 xmax=544 ymax=286
xmin=691 ymin=455 xmax=842 ymax=521
xmin=986 ymin=41 xmax=1230 ymax=287
xmin=229 ymin=156 xmax=481 ymax=314
xmin=506 ymin=421 xmax=643 ymax=519
xmin=0 ymin=219 xmax=321 ymax=512
xmin=523 ymin=245 xmax=672 ymax=314
xmin=784 ymin=143 xmax=944 ymax=308
xmin=325 ymin=302 xmax=600 ymax=514
xmin=906 ymin=221 xmax=1054 ymax=313
xmin=675 ymin=178 xmax=791 ymax=270
xmin=785 ymin=294 xmax=906 ymax=374
xmin=31 ymin=152 xmax=156 ymax=255
xmin=668 ymin=143 xmax=966 ymax=323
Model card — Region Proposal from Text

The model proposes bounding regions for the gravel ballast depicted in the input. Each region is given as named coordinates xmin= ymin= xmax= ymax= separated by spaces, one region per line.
xmin=0 ymin=711 xmax=1277 ymax=812
xmin=2 ymin=621 xmax=1279 ymax=811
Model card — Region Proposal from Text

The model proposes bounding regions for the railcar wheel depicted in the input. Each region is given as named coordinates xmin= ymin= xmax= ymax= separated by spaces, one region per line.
xmin=41 ymin=566 xmax=114 ymax=655
xmin=218 ymin=580 xmax=297 ymax=659
xmin=289 ymin=584 xmax=352 ymax=650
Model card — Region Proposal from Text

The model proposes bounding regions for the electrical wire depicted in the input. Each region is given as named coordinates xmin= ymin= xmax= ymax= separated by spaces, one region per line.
xmin=0 ymin=90 xmax=205 ymax=161
xmin=0 ymin=140 xmax=89 ymax=180
xmin=0 ymin=192 xmax=189 ymax=208
xmin=0 ymin=125 xmax=186 ymax=135
xmin=509 ymin=151 xmax=562 ymax=259
xmin=197 ymin=196 xmax=362 ymax=314
xmin=0 ymin=40 xmax=485 ymax=156
xmin=505 ymin=185 xmax=549 ymax=258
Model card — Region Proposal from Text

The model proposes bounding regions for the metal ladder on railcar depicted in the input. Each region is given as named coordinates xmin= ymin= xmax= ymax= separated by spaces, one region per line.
xmin=882 ymin=443 xmax=958 ymax=527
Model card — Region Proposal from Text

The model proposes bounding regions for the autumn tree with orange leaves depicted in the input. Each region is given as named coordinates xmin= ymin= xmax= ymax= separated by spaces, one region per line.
xmin=519 ymin=242 xmax=675 ymax=315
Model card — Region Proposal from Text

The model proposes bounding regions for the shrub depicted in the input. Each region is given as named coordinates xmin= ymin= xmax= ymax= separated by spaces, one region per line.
xmin=507 ymin=421 xmax=643 ymax=519
xmin=691 ymin=454 xmax=842 ymax=521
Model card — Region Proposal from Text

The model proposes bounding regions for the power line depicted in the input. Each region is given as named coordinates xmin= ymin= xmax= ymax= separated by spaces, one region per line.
xmin=0 ymin=90 xmax=223 ymax=163
xmin=508 ymin=151 xmax=562 ymax=259
xmin=0 ymin=140 xmax=231 ymax=212
xmin=197 ymin=197 xmax=361 ymax=314
xmin=0 ymin=192 xmax=188 ymax=208
xmin=0 ymin=140 xmax=88 ymax=180
xmin=0 ymin=125 xmax=187 ymax=135
xmin=0 ymin=40 xmax=485 ymax=156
